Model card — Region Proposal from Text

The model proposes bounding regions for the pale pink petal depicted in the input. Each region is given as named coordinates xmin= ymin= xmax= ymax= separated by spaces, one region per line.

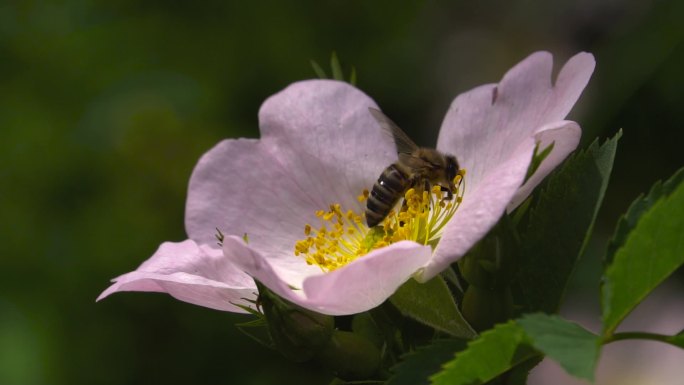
xmin=185 ymin=138 xmax=325 ymax=288
xmin=544 ymin=52 xmax=596 ymax=122
xmin=437 ymin=52 xmax=594 ymax=198
xmin=97 ymin=240 xmax=257 ymax=313
xmin=258 ymin=80 xmax=396 ymax=204
xmin=224 ymin=236 xmax=432 ymax=316
xmin=301 ymin=242 xmax=433 ymax=315
xmin=185 ymin=80 xmax=396 ymax=286
xmin=420 ymin=135 xmax=535 ymax=280
xmin=508 ymin=121 xmax=581 ymax=210
xmin=421 ymin=120 xmax=578 ymax=279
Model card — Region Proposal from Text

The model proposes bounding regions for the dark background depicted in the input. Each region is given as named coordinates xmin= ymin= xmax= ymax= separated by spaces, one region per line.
xmin=1 ymin=1 xmax=683 ymax=384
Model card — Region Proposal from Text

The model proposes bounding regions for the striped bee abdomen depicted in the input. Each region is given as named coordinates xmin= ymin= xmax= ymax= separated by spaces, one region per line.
xmin=365 ymin=164 xmax=410 ymax=227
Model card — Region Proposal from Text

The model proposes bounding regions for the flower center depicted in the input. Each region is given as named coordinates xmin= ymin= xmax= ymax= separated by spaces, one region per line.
xmin=294 ymin=170 xmax=466 ymax=272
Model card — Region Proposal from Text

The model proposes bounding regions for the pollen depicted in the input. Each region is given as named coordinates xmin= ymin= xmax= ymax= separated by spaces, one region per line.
xmin=357 ymin=189 xmax=370 ymax=202
xmin=294 ymin=170 xmax=466 ymax=272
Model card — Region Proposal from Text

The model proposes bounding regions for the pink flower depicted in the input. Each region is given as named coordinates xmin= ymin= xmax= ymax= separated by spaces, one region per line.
xmin=97 ymin=240 xmax=257 ymax=312
xmin=99 ymin=51 xmax=595 ymax=316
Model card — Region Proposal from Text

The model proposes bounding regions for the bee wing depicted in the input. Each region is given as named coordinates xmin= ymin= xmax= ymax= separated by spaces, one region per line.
xmin=368 ymin=107 xmax=419 ymax=154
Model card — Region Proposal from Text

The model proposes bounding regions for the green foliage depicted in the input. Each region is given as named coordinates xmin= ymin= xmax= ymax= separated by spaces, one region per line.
xmin=459 ymin=216 xmax=518 ymax=331
xmin=311 ymin=60 xmax=329 ymax=79
xmin=235 ymin=317 xmax=275 ymax=350
xmin=518 ymin=314 xmax=600 ymax=381
xmin=387 ymin=339 xmax=467 ymax=385
xmin=316 ymin=330 xmax=382 ymax=381
xmin=605 ymin=167 xmax=684 ymax=264
xmin=514 ymin=131 xmax=620 ymax=313
xmin=524 ymin=141 xmax=555 ymax=183
xmin=601 ymin=170 xmax=684 ymax=334
xmin=233 ymin=301 xmax=272 ymax=349
xmin=430 ymin=321 xmax=535 ymax=385
xmin=311 ymin=52 xmax=357 ymax=85
xmin=5 ymin=1 xmax=682 ymax=384
xmin=331 ymin=51 xmax=345 ymax=81
xmin=431 ymin=315 xmax=602 ymax=384
xmin=390 ymin=277 xmax=476 ymax=339
xmin=352 ymin=313 xmax=385 ymax=349
xmin=459 ymin=216 xmax=518 ymax=288
xmin=257 ymin=282 xmax=335 ymax=362
xmin=503 ymin=356 xmax=544 ymax=385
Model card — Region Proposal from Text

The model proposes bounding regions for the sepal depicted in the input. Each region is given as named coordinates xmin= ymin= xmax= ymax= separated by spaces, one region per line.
xmin=316 ymin=330 xmax=382 ymax=380
xmin=257 ymin=282 xmax=334 ymax=362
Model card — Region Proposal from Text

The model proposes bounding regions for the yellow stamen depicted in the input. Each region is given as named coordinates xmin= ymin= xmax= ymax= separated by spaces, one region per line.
xmin=294 ymin=169 xmax=467 ymax=272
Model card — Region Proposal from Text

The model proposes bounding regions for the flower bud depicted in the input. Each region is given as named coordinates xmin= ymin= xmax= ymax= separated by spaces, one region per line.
xmin=258 ymin=283 xmax=334 ymax=362
xmin=461 ymin=285 xmax=514 ymax=331
xmin=315 ymin=330 xmax=381 ymax=380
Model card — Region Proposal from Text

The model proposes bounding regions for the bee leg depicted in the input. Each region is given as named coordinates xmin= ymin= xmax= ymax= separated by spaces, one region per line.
xmin=398 ymin=177 xmax=423 ymax=227
xmin=440 ymin=186 xmax=453 ymax=200
xmin=395 ymin=196 xmax=409 ymax=227
xmin=407 ymin=175 xmax=422 ymax=190
xmin=399 ymin=199 xmax=408 ymax=224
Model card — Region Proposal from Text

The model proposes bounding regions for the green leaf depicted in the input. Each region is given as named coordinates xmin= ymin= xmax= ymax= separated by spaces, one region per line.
xmin=390 ymin=276 xmax=476 ymax=339
xmin=440 ymin=267 xmax=463 ymax=294
xmin=235 ymin=320 xmax=275 ymax=349
xmin=518 ymin=314 xmax=600 ymax=381
xmin=514 ymin=131 xmax=620 ymax=313
xmin=605 ymin=167 xmax=684 ymax=265
xmin=330 ymin=51 xmax=344 ymax=81
xmin=511 ymin=195 xmax=532 ymax=227
xmin=430 ymin=321 xmax=536 ymax=385
xmin=311 ymin=59 xmax=328 ymax=79
xmin=601 ymin=173 xmax=684 ymax=334
xmin=387 ymin=339 xmax=467 ymax=385
xmin=310 ymin=52 xmax=358 ymax=85
xmin=367 ymin=304 xmax=406 ymax=363
xmin=351 ymin=312 xmax=384 ymax=349
xmin=524 ymin=141 xmax=555 ymax=183
xmin=315 ymin=330 xmax=381 ymax=381
xmin=504 ymin=356 xmax=544 ymax=385
xmin=349 ymin=66 xmax=358 ymax=85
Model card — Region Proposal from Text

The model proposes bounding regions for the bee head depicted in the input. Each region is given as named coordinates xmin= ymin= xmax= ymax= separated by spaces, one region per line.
xmin=445 ymin=155 xmax=459 ymax=181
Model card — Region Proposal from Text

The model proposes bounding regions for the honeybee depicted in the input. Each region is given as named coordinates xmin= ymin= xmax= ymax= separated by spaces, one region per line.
xmin=365 ymin=108 xmax=459 ymax=227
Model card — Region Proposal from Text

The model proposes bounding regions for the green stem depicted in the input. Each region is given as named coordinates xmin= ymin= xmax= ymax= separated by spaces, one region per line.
xmin=603 ymin=331 xmax=679 ymax=347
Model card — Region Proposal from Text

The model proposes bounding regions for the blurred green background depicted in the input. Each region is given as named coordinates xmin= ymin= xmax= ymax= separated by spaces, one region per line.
xmin=1 ymin=1 xmax=683 ymax=384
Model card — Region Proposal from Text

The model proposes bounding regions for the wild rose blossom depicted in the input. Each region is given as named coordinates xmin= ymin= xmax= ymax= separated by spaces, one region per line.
xmin=99 ymin=51 xmax=595 ymax=315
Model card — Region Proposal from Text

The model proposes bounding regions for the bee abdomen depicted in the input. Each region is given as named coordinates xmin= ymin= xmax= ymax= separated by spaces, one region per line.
xmin=365 ymin=164 xmax=410 ymax=227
